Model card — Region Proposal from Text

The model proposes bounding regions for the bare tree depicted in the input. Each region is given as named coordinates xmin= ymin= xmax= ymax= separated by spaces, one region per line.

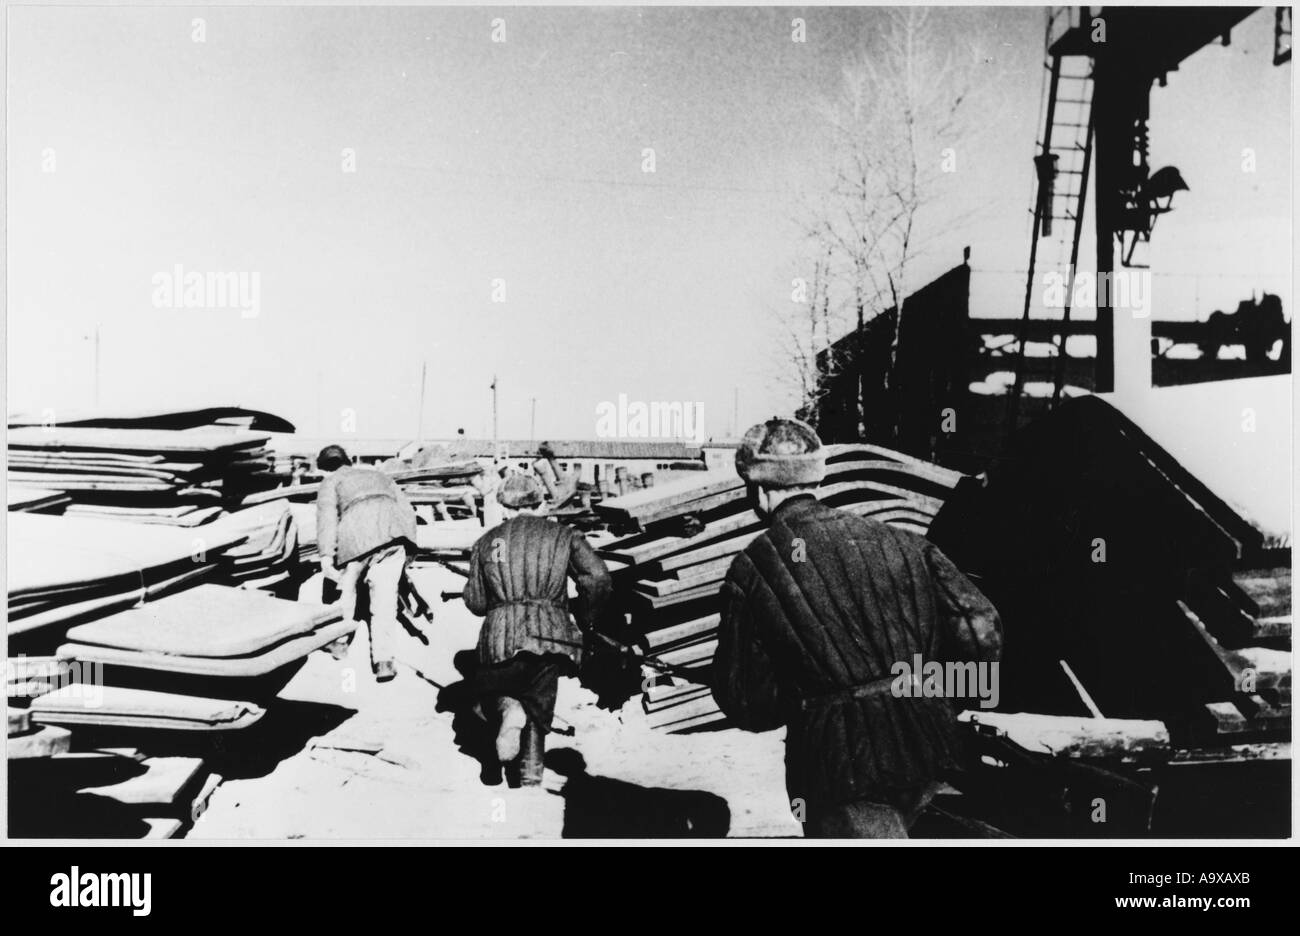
xmin=769 ymin=249 xmax=840 ymax=428
xmin=782 ymin=7 xmax=995 ymax=440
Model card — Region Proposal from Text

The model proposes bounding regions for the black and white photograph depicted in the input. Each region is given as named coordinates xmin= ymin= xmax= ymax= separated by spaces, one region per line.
xmin=3 ymin=1 xmax=1293 ymax=850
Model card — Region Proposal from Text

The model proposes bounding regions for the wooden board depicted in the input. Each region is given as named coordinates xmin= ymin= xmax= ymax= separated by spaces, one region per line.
xmin=1231 ymin=567 xmax=1292 ymax=620
xmin=595 ymin=471 xmax=742 ymax=523
xmin=657 ymin=531 xmax=760 ymax=573
xmin=8 ymin=707 xmax=33 ymax=737
xmin=632 ymin=580 xmax=724 ymax=611
xmin=31 ymin=685 xmax=265 ymax=731
xmin=65 ymin=584 xmax=341 ymax=657
xmin=79 ymin=756 xmax=206 ymax=806
xmin=654 ymin=708 xmax=728 ymax=733
xmin=634 ymin=565 xmax=728 ymax=597
xmin=960 ymin=711 xmax=1170 ymax=761
xmin=645 ymin=613 xmax=721 ymax=650
xmin=645 ymin=694 xmax=724 ymax=730
xmin=59 ymin=618 xmax=356 ymax=678
xmin=8 ymin=426 xmax=270 ymax=454
xmin=7 ymin=724 xmax=73 ymax=759
xmin=658 ymin=639 xmax=718 ymax=668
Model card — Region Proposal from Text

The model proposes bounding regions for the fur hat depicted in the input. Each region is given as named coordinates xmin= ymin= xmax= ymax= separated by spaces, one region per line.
xmin=735 ymin=417 xmax=825 ymax=488
xmin=497 ymin=472 xmax=544 ymax=509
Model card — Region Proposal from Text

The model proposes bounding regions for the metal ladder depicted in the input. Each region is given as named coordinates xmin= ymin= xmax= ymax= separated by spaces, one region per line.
xmin=1007 ymin=7 xmax=1096 ymax=425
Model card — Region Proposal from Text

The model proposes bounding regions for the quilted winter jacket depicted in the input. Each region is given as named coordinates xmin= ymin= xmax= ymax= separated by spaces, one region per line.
xmin=712 ymin=495 xmax=1002 ymax=806
xmin=317 ymin=466 xmax=418 ymax=569
xmin=464 ymin=514 xmax=612 ymax=666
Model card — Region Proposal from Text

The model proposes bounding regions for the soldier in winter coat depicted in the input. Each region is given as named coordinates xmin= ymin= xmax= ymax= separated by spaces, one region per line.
xmin=463 ymin=473 xmax=613 ymax=785
xmin=711 ymin=418 xmax=1002 ymax=837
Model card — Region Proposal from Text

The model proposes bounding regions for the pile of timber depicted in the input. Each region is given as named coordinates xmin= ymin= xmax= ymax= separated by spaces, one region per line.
xmin=8 ymin=697 xmax=218 ymax=839
xmin=64 ymin=503 xmax=223 ymax=526
xmin=388 ymin=461 xmax=483 ymax=511
xmin=7 ymin=404 xmax=295 ymax=434
xmin=8 ymin=740 xmax=225 ymax=839
xmin=6 ymin=513 xmax=253 ymax=644
xmin=927 ymin=395 xmax=1291 ymax=750
xmin=53 ymin=584 xmax=349 ymax=693
xmin=241 ymin=462 xmax=482 ymax=507
xmin=211 ymin=502 xmax=302 ymax=590
xmin=7 ymin=427 xmax=274 ymax=501
xmin=9 ymin=585 xmax=345 ymax=838
xmin=596 ymin=443 xmax=965 ymax=733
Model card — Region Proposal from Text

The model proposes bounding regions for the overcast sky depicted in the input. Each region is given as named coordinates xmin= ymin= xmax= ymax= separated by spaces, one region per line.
xmin=7 ymin=5 xmax=1290 ymax=440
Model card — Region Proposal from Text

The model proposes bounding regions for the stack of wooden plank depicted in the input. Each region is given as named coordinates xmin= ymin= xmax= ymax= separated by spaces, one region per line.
xmin=926 ymin=395 xmax=1290 ymax=741
xmin=7 ymin=404 xmax=295 ymax=434
xmin=64 ymin=503 xmax=222 ymax=527
xmin=10 ymin=585 xmax=344 ymax=837
xmin=7 ymin=427 xmax=273 ymax=499
xmin=287 ymin=502 xmax=319 ymax=564
xmin=30 ymin=686 xmax=266 ymax=731
xmin=1180 ymin=565 xmax=1291 ymax=743
xmin=7 ymin=747 xmax=224 ymax=839
xmin=208 ymin=502 xmax=301 ymax=590
xmin=596 ymin=444 xmax=965 ymax=733
xmin=55 ymin=584 xmax=350 ymax=689
xmin=7 ymin=513 xmax=252 ymax=642
xmin=8 ymin=740 xmax=226 ymax=838
xmin=240 ymin=463 xmax=481 ymax=506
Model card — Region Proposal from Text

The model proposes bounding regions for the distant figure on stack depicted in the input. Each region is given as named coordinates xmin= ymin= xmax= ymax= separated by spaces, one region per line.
xmin=711 ymin=418 xmax=1003 ymax=838
xmin=462 ymin=473 xmax=612 ymax=786
xmin=316 ymin=444 xmax=418 ymax=683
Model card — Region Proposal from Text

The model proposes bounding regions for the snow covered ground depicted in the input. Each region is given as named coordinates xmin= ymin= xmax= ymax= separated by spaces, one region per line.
xmin=190 ymin=564 xmax=800 ymax=840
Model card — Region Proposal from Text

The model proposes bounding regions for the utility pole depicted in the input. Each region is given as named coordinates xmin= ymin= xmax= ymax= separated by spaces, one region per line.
xmin=417 ymin=361 xmax=427 ymax=442
xmin=530 ymin=397 xmax=536 ymax=441
xmin=490 ymin=375 xmax=498 ymax=447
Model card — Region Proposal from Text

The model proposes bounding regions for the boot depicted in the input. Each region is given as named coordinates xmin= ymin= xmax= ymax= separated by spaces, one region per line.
xmin=373 ymin=660 xmax=397 ymax=683
xmin=495 ymin=697 xmax=527 ymax=762
xmin=519 ymin=721 xmax=545 ymax=787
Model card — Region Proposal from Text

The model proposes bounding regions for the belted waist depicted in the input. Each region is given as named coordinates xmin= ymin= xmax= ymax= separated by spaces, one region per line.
xmin=343 ymin=492 xmax=399 ymax=510
xmin=495 ymin=597 xmax=568 ymax=611
xmin=798 ymin=674 xmax=901 ymax=713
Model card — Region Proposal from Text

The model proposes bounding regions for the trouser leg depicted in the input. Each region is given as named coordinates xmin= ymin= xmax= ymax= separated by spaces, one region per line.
xmin=472 ymin=655 xmax=563 ymax=784
xmin=471 ymin=654 xmax=563 ymax=733
xmin=804 ymin=798 xmax=909 ymax=839
xmin=364 ymin=547 xmax=404 ymax=670
xmin=519 ymin=720 xmax=545 ymax=787
xmin=516 ymin=662 xmax=559 ymax=786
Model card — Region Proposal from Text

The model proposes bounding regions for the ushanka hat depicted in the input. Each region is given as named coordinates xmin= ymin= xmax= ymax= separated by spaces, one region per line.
xmin=735 ymin=417 xmax=826 ymax=488
xmin=497 ymin=472 xmax=545 ymax=509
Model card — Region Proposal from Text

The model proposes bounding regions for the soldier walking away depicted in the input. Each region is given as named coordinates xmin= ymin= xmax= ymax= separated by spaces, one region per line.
xmin=711 ymin=418 xmax=1003 ymax=838
xmin=463 ymin=473 xmax=613 ymax=786
xmin=316 ymin=444 xmax=419 ymax=683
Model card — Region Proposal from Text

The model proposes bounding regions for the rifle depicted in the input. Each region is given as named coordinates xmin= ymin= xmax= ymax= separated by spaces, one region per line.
xmin=530 ymin=631 xmax=713 ymax=688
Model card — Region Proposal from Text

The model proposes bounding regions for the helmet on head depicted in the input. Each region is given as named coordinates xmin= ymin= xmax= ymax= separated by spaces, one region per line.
xmin=497 ymin=472 xmax=545 ymax=509
xmin=735 ymin=417 xmax=825 ymax=488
